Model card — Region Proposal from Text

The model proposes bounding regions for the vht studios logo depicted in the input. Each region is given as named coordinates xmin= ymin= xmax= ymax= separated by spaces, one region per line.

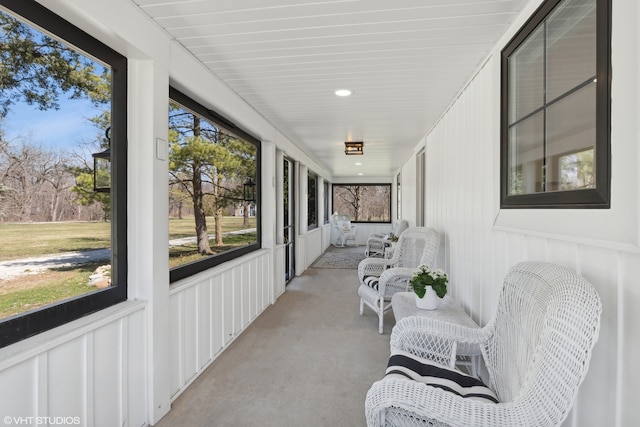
xmin=4 ymin=416 xmax=81 ymax=425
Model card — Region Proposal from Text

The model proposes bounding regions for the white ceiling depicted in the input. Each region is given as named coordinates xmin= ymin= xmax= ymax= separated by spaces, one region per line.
xmin=132 ymin=0 xmax=527 ymax=177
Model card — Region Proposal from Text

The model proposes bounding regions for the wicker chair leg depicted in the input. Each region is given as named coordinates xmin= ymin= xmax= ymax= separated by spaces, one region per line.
xmin=359 ymin=298 xmax=364 ymax=316
xmin=377 ymin=299 xmax=384 ymax=334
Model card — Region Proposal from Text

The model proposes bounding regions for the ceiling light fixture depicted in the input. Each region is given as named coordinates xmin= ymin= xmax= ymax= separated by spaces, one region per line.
xmin=335 ymin=89 xmax=352 ymax=97
xmin=345 ymin=141 xmax=363 ymax=155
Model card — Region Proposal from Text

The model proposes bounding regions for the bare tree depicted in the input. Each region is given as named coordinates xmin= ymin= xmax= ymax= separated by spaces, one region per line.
xmin=0 ymin=137 xmax=78 ymax=222
xmin=335 ymin=185 xmax=365 ymax=220
xmin=333 ymin=184 xmax=391 ymax=222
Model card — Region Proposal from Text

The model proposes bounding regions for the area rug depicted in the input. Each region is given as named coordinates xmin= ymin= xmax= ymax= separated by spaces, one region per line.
xmin=312 ymin=251 xmax=366 ymax=269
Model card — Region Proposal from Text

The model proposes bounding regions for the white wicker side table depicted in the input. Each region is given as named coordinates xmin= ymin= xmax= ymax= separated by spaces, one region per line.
xmin=391 ymin=292 xmax=481 ymax=376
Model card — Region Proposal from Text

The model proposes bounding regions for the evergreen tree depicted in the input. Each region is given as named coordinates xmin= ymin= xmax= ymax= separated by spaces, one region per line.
xmin=169 ymin=103 xmax=256 ymax=254
xmin=0 ymin=11 xmax=109 ymax=118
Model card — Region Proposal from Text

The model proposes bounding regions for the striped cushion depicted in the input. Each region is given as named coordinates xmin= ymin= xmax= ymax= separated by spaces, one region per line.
xmin=385 ymin=349 xmax=499 ymax=404
xmin=363 ymin=275 xmax=380 ymax=290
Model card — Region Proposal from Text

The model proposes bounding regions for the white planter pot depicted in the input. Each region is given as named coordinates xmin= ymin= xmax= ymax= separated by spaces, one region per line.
xmin=415 ymin=287 xmax=440 ymax=310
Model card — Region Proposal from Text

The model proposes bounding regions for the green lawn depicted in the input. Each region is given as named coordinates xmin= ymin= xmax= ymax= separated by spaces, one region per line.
xmin=0 ymin=221 xmax=111 ymax=261
xmin=169 ymin=232 xmax=257 ymax=268
xmin=0 ymin=216 xmax=257 ymax=261
xmin=0 ymin=261 xmax=104 ymax=318
xmin=169 ymin=216 xmax=256 ymax=240
xmin=0 ymin=217 xmax=257 ymax=318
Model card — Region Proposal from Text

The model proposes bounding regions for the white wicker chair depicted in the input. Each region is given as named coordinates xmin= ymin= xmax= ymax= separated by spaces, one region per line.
xmin=365 ymin=220 xmax=409 ymax=257
xmin=365 ymin=261 xmax=602 ymax=427
xmin=357 ymin=227 xmax=440 ymax=334
xmin=332 ymin=213 xmax=357 ymax=247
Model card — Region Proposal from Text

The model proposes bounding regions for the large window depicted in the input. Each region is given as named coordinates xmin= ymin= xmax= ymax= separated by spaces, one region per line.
xmin=168 ymin=88 xmax=260 ymax=282
xmin=307 ymin=171 xmax=318 ymax=230
xmin=501 ymin=0 xmax=610 ymax=208
xmin=332 ymin=184 xmax=391 ymax=223
xmin=0 ymin=0 xmax=127 ymax=348
xmin=396 ymin=173 xmax=402 ymax=220
xmin=323 ymin=180 xmax=330 ymax=224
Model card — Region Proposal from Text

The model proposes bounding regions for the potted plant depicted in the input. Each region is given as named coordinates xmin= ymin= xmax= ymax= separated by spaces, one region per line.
xmin=410 ymin=265 xmax=448 ymax=310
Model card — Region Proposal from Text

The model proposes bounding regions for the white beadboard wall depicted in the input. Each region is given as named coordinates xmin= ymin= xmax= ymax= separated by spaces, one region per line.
xmin=273 ymin=245 xmax=287 ymax=299
xmin=412 ymin=2 xmax=640 ymax=422
xmin=304 ymin=228 xmax=324 ymax=270
xmin=321 ymin=223 xmax=332 ymax=252
xmin=0 ymin=302 xmax=147 ymax=427
xmin=167 ymin=250 xmax=273 ymax=400
xmin=326 ymin=223 xmax=393 ymax=247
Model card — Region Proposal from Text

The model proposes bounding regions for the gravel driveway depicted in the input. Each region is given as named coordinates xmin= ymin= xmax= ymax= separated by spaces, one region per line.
xmin=0 ymin=228 xmax=257 ymax=281
xmin=0 ymin=249 xmax=110 ymax=281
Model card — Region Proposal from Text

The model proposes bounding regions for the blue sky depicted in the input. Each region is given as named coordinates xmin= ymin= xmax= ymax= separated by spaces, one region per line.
xmin=1 ymin=8 xmax=108 ymax=156
xmin=2 ymin=95 xmax=104 ymax=153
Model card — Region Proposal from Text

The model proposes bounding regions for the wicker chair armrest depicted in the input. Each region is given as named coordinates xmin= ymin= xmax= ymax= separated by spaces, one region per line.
xmin=366 ymin=377 xmax=518 ymax=427
xmin=391 ymin=316 xmax=488 ymax=367
xmin=375 ymin=267 xmax=414 ymax=295
xmin=358 ymin=257 xmax=397 ymax=281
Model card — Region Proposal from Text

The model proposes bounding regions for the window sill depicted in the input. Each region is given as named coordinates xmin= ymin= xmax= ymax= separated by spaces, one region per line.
xmin=0 ymin=300 xmax=146 ymax=370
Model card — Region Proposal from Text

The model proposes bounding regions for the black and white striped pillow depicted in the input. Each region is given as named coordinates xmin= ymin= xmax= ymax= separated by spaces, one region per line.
xmin=385 ymin=349 xmax=499 ymax=404
xmin=363 ymin=276 xmax=380 ymax=290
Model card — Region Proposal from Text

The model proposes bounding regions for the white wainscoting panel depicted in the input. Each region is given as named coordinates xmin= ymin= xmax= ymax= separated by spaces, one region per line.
xmin=168 ymin=250 xmax=272 ymax=400
xmin=327 ymin=222 xmax=392 ymax=247
xmin=305 ymin=228 xmax=323 ymax=269
xmin=321 ymin=223 xmax=332 ymax=252
xmin=0 ymin=302 xmax=147 ymax=427
xmin=273 ymin=245 xmax=286 ymax=299
xmin=353 ymin=223 xmax=393 ymax=246
xmin=296 ymin=234 xmax=307 ymax=276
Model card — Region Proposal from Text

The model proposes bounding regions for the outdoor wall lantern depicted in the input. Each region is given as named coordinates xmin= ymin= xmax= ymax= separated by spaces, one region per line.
xmin=92 ymin=127 xmax=111 ymax=193
xmin=344 ymin=141 xmax=364 ymax=155
xmin=243 ymin=178 xmax=256 ymax=202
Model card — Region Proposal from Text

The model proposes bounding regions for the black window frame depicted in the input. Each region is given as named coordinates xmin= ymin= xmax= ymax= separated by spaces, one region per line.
xmin=332 ymin=183 xmax=392 ymax=223
xmin=168 ymin=87 xmax=261 ymax=283
xmin=500 ymin=0 xmax=611 ymax=209
xmin=0 ymin=0 xmax=128 ymax=348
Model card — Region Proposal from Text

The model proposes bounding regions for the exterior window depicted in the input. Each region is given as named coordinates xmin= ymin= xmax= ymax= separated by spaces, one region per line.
xmin=307 ymin=172 xmax=318 ymax=230
xmin=0 ymin=1 xmax=127 ymax=347
xmin=396 ymin=173 xmax=401 ymax=220
xmin=501 ymin=0 xmax=610 ymax=208
xmin=323 ymin=180 xmax=330 ymax=224
xmin=169 ymin=88 xmax=260 ymax=282
xmin=332 ymin=184 xmax=391 ymax=223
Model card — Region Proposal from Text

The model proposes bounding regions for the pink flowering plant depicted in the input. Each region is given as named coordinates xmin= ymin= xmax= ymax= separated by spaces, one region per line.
xmin=410 ymin=265 xmax=448 ymax=299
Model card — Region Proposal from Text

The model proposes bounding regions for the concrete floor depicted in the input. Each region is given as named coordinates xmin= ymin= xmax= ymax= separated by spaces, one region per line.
xmin=155 ymin=246 xmax=394 ymax=427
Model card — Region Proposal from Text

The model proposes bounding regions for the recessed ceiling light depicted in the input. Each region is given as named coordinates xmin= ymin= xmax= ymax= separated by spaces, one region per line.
xmin=358 ymin=173 xmax=363 ymax=176
xmin=335 ymin=89 xmax=352 ymax=97
xmin=355 ymin=162 xmax=362 ymax=166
